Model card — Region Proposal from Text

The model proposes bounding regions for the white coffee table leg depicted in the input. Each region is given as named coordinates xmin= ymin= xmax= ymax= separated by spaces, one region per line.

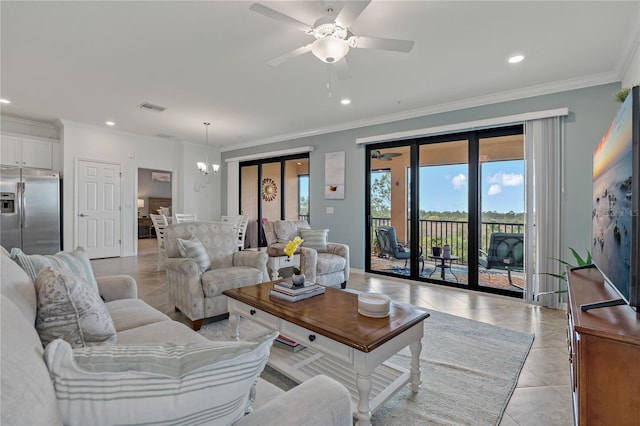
xmin=228 ymin=312 xmax=240 ymax=340
xmin=355 ymin=372 xmax=373 ymax=426
xmin=409 ymin=339 xmax=422 ymax=392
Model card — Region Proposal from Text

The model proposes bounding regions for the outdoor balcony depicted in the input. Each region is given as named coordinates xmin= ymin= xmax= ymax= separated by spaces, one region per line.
xmin=370 ymin=217 xmax=525 ymax=292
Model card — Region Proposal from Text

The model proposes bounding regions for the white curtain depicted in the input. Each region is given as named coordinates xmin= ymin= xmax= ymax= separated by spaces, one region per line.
xmin=524 ymin=117 xmax=563 ymax=308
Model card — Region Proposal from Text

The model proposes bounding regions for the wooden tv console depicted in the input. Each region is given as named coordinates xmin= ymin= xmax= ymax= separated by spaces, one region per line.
xmin=567 ymin=267 xmax=640 ymax=425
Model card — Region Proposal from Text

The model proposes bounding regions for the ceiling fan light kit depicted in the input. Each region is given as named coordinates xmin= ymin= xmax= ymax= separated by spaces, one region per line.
xmin=250 ymin=1 xmax=414 ymax=69
xmin=311 ymin=36 xmax=349 ymax=63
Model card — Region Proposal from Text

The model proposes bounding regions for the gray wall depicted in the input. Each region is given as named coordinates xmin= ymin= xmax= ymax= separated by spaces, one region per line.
xmin=222 ymin=83 xmax=623 ymax=269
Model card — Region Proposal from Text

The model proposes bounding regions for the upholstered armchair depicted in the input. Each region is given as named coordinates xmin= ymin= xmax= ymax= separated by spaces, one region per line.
xmin=263 ymin=220 xmax=349 ymax=289
xmin=164 ymin=221 xmax=269 ymax=330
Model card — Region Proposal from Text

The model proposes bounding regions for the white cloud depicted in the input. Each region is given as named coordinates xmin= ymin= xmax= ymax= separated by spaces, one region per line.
xmin=487 ymin=172 xmax=523 ymax=187
xmin=488 ymin=184 xmax=502 ymax=195
xmin=451 ymin=174 xmax=466 ymax=189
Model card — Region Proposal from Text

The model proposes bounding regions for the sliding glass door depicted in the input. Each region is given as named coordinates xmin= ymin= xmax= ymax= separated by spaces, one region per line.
xmin=478 ymin=133 xmax=526 ymax=293
xmin=368 ymin=146 xmax=417 ymax=277
xmin=239 ymin=155 xmax=309 ymax=249
xmin=419 ymin=139 xmax=469 ymax=285
xmin=366 ymin=126 xmax=525 ymax=297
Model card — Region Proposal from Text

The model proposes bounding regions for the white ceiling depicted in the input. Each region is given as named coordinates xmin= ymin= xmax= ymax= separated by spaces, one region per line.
xmin=1 ymin=1 xmax=638 ymax=150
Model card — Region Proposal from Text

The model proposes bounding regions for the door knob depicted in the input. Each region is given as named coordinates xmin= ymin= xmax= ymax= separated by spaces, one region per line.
xmin=79 ymin=213 xmax=89 ymax=217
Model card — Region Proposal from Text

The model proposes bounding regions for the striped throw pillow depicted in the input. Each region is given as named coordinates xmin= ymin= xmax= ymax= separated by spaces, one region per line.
xmin=44 ymin=331 xmax=278 ymax=426
xmin=11 ymin=247 xmax=99 ymax=295
xmin=300 ymin=229 xmax=329 ymax=252
xmin=176 ymin=236 xmax=210 ymax=273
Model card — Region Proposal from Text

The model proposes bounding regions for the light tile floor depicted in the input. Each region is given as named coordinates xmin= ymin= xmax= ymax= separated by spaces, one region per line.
xmin=91 ymin=239 xmax=573 ymax=426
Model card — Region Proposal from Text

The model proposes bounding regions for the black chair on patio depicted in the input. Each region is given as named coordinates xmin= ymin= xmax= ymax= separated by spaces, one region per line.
xmin=376 ymin=226 xmax=424 ymax=272
xmin=479 ymin=232 xmax=524 ymax=289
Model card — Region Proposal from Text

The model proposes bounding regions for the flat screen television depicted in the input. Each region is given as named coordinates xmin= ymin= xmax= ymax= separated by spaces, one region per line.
xmin=587 ymin=85 xmax=639 ymax=311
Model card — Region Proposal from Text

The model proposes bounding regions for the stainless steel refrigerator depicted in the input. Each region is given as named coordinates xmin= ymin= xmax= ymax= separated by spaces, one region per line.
xmin=1 ymin=166 xmax=61 ymax=254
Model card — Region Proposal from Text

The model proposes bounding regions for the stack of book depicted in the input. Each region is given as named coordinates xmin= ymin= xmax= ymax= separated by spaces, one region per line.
xmin=274 ymin=334 xmax=305 ymax=352
xmin=268 ymin=280 xmax=325 ymax=302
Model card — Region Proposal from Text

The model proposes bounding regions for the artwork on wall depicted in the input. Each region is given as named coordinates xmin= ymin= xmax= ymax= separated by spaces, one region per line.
xmin=325 ymin=151 xmax=345 ymax=199
xmin=262 ymin=177 xmax=278 ymax=202
xmin=151 ymin=171 xmax=171 ymax=182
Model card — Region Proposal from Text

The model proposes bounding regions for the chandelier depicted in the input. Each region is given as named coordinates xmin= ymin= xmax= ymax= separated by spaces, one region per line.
xmin=196 ymin=122 xmax=220 ymax=175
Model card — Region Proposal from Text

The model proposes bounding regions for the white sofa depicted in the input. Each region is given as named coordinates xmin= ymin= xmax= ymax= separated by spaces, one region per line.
xmin=0 ymin=247 xmax=352 ymax=425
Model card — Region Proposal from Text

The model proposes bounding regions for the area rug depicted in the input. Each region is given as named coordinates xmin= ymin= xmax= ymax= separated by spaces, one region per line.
xmin=199 ymin=311 xmax=534 ymax=426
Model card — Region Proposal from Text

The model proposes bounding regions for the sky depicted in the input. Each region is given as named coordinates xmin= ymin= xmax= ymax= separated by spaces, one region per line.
xmin=420 ymin=160 xmax=525 ymax=213
xmin=305 ymin=159 xmax=525 ymax=214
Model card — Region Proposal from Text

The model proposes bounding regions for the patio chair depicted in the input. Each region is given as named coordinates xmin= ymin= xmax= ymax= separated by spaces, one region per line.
xmin=376 ymin=226 xmax=424 ymax=272
xmin=479 ymin=232 xmax=524 ymax=289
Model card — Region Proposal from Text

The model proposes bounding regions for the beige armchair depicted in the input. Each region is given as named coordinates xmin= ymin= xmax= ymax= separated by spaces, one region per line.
xmin=164 ymin=221 xmax=269 ymax=330
xmin=263 ymin=220 xmax=349 ymax=289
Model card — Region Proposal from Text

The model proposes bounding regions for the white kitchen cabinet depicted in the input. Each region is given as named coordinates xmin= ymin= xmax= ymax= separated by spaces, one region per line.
xmin=1 ymin=134 xmax=55 ymax=169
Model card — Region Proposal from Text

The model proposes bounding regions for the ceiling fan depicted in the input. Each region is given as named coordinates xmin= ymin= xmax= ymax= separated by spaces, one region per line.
xmin=371 ymin=150 xmax=402 ymax=161
xmin=249 ymin=1 xmax=414 ymax=78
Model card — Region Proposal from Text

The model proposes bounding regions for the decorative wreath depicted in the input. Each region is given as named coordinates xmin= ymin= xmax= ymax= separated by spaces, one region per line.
xmin=262 ymin=177 xmax=278 ymax=202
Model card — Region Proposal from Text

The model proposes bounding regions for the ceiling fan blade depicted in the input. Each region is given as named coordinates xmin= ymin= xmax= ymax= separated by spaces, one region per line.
xmin=385 ymin=152 xmax=402 ymax=158
xmin=249 ymin=3 xmax=312 ymax=32
xmin=335 ymin=0 xmax=371 ymax=28
xmin=350 ymin=36 xmax=414 ymax=53
xmin=267 ymin=44 xmax=312 ymax=66
xmin=333 ymin=57 xmax=351 ymax=80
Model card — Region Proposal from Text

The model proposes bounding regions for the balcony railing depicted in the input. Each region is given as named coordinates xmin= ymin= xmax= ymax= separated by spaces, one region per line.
xmin=372 ymin=217 xmax=524 ymax=265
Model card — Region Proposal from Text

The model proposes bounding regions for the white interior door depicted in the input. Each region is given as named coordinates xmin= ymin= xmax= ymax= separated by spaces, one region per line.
xmin=76 ymin=160 xmax=121 ymax=258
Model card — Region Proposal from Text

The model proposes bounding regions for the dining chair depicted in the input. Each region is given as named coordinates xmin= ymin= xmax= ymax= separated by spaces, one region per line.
xmin=174 ymin=213 xmax=197 ymax=223
xmin=149 ymin=214 xmax=169 ymax=270
xmin=221 ymin=215 xmax=249 ymax=250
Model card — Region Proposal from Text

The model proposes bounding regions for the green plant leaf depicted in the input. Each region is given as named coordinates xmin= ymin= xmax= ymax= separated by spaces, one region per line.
xmin=569 ymin=247 xmax=590 ymax=266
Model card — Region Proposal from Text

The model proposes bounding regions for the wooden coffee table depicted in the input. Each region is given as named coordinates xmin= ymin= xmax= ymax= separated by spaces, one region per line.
xmin=223 ymin=283 xmax=430 ymax=426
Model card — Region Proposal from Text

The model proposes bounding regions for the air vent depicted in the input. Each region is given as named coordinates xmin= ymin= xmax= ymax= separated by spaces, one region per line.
xmin=138 ymin=102 xmax=166 ymax=113
xmin=155 ymin=133 xmax=173 ymax=139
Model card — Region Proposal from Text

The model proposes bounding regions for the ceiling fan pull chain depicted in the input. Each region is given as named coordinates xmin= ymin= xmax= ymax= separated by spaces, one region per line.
xmin=326 ymin=64 xmax=332 ymax=98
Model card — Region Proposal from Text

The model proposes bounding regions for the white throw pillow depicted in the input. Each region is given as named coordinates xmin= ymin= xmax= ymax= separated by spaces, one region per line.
xmin=177 ymin=235 xmax=211 ymax=273
xmin=300 ymin=229 xmax=329 ymax=252
xmin=11 ymin=247 xmax=99 ymax=295
xmin=35 ymin=267 xmax=116 ymax=349
xmin=44 ymin=331 xmax=278 ymax=426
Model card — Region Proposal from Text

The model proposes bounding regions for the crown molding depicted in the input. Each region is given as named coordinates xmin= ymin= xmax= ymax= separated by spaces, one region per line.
xmin=221 ymin=73 xmax=620 ymax=152
xmin=1 ymin=114 xmax=59 ymax=130
xmin=225 ymin=146 xmax=314 ymax=163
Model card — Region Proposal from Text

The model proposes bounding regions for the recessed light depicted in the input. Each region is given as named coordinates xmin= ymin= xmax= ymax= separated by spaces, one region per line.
xmin=508 ymin=55 xmax=524 ymax=64
xmin=340 ymin=98 xmax=351 ymax=105
xmin=0 ymin=99 xmax=11 ymax=104
xmin=105 ymin=121 xmax=115 ymax=126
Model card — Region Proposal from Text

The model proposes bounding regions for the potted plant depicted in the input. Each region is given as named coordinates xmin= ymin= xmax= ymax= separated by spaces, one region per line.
xmin=430 ymin=236 xmax=444 ymax=257
xmin=537 ymin=248 xmax=591 ymax=298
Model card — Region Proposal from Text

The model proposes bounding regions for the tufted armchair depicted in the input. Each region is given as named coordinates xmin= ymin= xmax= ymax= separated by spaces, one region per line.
xmin=263 ymin=220 xmax=349 ymax=289
xmin=164 ymin=221 xmax=269 ymax=330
